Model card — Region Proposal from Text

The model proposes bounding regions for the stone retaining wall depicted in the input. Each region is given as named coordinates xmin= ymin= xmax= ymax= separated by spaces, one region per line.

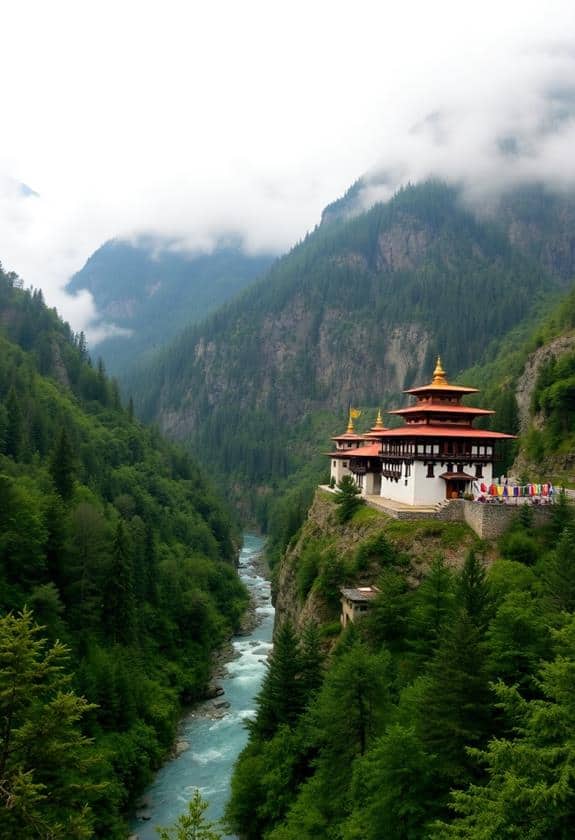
xmin=365 ymin=495 xmax=554 ymax=538
xmin=439 ymin=500 xmax=552 ymax=539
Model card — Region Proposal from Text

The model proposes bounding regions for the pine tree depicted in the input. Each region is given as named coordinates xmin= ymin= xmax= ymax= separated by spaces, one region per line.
xmin=458 ymin=549 xmax=491 ymax=632
xmin=366 ymin=568 xmax=410 ymax=651
xmin=308 ymin=643 xmax=392 ymax=818
xmin=0 ymin=609 xmax=101 ymax=839
xmin=434 ymin=617 xmax=575 ymax=838
xmin=344 ymin=724 xmax=435 ymax=840
xmin=49 ymin=426 xmax=76 ymax=500
xmin=334 ymin=475 xmax=364 ymax=523
xmin=103 ymin=522 xmax=136 ymax=645
xmin=420 ymin=609 xmax=491 ymax=787
xmin=253 ymin=621 xmax=303 ymax=738
xmin=158 ymin=789 xmax=222 ymax=839
xmin=4 ymin=385 xmax=24 ymax=459
xmin=541 ymin=526 xmax=575 ymax=613
xmin=486 ymin=590 xmax=551 ymax=694
xmin=299 ymin=621 xmax=323 ymax=703
xmin=409 ymin=556 xmax=455 ymax=667
xmin=518 ymin=502 xmax=534 ymax=532
xmin=550 ymin=489 xmax=573 ymax=540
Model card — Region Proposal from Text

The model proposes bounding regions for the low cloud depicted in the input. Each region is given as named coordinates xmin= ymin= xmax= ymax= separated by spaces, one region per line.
xmin=1 ymin=2 xmax=574 ymax=344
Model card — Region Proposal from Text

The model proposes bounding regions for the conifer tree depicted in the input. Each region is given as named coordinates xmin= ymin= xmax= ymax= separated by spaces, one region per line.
xmin=550 ymin=488 xmax=573 ymax=539
xmin=253 ymin=621 xmax=303 ymax=738
xmin=420 ymin=609 xmax=491 ymax=787
xmin=103 ymin=522 xmax=136 ymax=645
xmin=0 ymin=609 xmax=101 ymax=839
xmin=299 ymin=621 xmax=323 ymax=703
xmin=518 ymin=501 xmax=534 ymax=532
xmin=366 ymin=568 xmax=410 ymax=651
xmin=334 ymin=475 xmax=364 ymax=523
xmin=409 ymin=556 xmax=455 ymax=667
xmin=541 ymin=526 xmax=575 ymax=613
xmin=458 ymin=549 xmax=491 ymax=632
xmin=435 ymin=617 xmax=575 ymax=838
xmin=308 ymin=643 xmax=392 ymax=817
xmin=158 ymin=789 xmax=222 ymax=839
xmin=344 ymin=724 xmax=435 ymax=840
xmin=4 ymin=385 xmax=24 ymax=459
xmin=49 ymin=426 xmax=76 ymax=500
xmin=486 ymin=590 xmax=551 ymax=694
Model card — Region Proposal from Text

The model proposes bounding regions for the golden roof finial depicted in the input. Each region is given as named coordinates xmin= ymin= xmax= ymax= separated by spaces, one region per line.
xmin=373 ymin=408 xmax=385 ymax=429
xmin=432 ymin=355 xmax=448 ymax=386
xmin=346 ymin=407 xmax=355 ymax=434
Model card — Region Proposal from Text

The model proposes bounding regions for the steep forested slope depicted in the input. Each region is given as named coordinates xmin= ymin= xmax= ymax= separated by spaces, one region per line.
xmin=129 ymin=181 xmax=575 ymax=516
xmin=0 ymin=263 xmax=247 ymax=838
xmin=464 ymin=284 xmax=575 ymax=485
xmin=227 ymin=488 xmax=575 ymax=839
xmin=67 ymin=238 xmax=274 ymax=376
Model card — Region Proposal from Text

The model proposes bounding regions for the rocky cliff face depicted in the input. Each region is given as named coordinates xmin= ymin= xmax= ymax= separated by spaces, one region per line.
xmin=274 ymin=490 xmax=481 ymax=633
xmin=512 ymin=331 xmax=575 ymax=481
xmin=129 ymin=180 xmax=575 ymax=512
xmin=514 ymin=333 xmax=575 ymax=435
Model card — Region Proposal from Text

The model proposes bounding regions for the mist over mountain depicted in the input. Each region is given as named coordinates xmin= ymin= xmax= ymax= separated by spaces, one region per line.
xmin=125 ymin=179 xmax=575 ymax=518
xmin=67 ymin=238 xmax=275 ymax=375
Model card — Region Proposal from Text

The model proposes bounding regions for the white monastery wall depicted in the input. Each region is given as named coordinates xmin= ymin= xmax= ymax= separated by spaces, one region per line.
xmin=379 ymin=463 xmax=416 ymax=505
xmin=330 ymin=458 xmax=351 ymax=484
xmin=378 ymin=460 xmax=495 ymax=506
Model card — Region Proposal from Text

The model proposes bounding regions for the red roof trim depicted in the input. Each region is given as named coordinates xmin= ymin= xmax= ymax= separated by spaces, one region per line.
xmin=388 ymin=405 xmax=494 ymax=416
xmin=367 ymin=426 xmax=516 ymax=439
xmin=404 ymin=384 xmax=479 ymax=395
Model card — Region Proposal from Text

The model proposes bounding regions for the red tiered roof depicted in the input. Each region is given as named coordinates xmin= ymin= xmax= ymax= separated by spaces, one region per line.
xmin=367 ymin=426 xmax=514 ymax=440
xmin=328 ymin=443 xmax=381 ymax=458
xmin=379 ymin=357 xmax=515 ymax=442
xmin=387 ymin=404 xmax=493 ymax=418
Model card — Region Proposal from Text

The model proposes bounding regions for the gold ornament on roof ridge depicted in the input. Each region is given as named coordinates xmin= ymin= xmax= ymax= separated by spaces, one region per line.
xmin=347 ymin=407 xmax=355 ymax=433
xmin=373 ymin=408 xmax=385 ymax=429
xmin=432 ymin=355 xmax=448 ymax=387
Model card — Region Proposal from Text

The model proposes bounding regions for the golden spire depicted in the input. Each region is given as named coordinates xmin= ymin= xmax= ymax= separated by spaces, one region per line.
xmin=373 ymin=408 xmax=385 ymax=429
xmin=432 ymin=355 xmax=448 ymax=387
xmin=346 ymin=407 xmax=355 ymax=433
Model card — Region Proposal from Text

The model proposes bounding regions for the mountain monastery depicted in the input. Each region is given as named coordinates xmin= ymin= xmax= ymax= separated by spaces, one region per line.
xmin=328 ymin=358 xmax=515 ymax=507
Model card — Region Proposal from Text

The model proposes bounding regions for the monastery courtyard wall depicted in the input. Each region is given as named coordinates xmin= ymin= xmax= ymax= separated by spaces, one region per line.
xmin=364 ymin=494 xmax=553 ymax=539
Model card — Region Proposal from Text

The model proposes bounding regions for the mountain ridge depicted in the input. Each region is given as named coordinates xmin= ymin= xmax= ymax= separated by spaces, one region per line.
xmin=126 ymin=179 xmax=575 ymax=517
xmin=68 ymin=237 xmax=275 ymax=375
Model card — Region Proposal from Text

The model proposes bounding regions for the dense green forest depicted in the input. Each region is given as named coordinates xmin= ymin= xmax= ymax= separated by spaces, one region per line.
xmin=125 ymin=181 xmax=575 ymax=523
xmin=0 ymin=263 xmax=247 ymax=837
xmin=68 ymin=238 xmax=274 ymax=377
xmin=227 ymin=493 xmax=575 ymax=838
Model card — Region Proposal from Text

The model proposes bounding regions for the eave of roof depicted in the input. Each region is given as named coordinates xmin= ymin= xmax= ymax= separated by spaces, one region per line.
xmin=367 ymin=426 xmax=516 ymax=439
xmin=388 ymin=404 xmax=493 ymax=416
xmin=439 ymin=471 xmax=476 ymax=480
xmin=404 ymin=384 xmax=479 ymax=395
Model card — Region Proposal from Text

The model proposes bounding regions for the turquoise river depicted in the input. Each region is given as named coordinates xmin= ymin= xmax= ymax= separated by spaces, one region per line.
xmin=130 ymin=533 xmax=272 ymax=838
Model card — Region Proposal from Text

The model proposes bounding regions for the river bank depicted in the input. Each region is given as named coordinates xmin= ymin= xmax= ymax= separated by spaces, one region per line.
xmin=130 ymin=534 xmax=273 ymax=839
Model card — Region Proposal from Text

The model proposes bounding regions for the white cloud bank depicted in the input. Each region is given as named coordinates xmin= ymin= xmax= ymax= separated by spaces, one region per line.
xmin=1 ymin=0 xmax=575 ymax=339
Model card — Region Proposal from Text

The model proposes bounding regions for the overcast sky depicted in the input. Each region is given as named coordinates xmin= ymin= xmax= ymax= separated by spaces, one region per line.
xmin=1 ymin=0 xmax=575 ymax=339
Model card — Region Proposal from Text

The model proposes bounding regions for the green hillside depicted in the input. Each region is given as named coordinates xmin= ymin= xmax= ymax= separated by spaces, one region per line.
xmin=227 ymin=487 xmax=575 ymax=839
xmin=0 ymin=263 xmax=247 ymax=838
xmin=67 ymin=238 xmax=275 ymax=376
xmin=128 ymin=180 xmax=574 ymax=520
